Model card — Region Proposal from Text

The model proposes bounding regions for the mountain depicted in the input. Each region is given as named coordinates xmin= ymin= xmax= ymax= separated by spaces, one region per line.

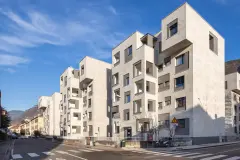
xmin=8 ymin=110 xmax=24 ymax=121
xmin=10 ymin=106 xmax=39 ymax=126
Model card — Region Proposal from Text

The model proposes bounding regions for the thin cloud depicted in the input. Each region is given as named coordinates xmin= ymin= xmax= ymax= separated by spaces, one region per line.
xmin=0 ymin=54 xmax=29 ymax=66
xmin=108 ymin=5 xmax=117 ymax=15
xmin=4 ymin=68 xmax=16 ymax=73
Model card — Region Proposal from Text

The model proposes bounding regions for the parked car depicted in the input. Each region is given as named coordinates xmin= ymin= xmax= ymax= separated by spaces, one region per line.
xmin=19 ymin=135 xmax=28 ymax=139
xmin=11 ymin=133 xmax=18 ymax=139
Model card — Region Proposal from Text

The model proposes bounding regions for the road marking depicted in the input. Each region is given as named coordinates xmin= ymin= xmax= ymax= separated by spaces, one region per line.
xmin=79 ymin=149 xmax=92 ymax=152
xmin=43 ymin=152 xmax=55 ymax=155
xmin=187 ymin=153 xmax=213 ymax=158
xmin=55 ymin=151 xmax=68 ymax=154
xmin=174 ymin=152 xmax=200 ymax=157
xmin=87 ymin=148 xmax=103 ymax=151
xmin=200 ymin=155 xmax=227 ymax=160
xmin=27 ymin=153 xmax=39 ymax=157
xmin=12 ymin=154 xmax=23 ymax=159
xmin=56 ymin=151 xmax=87 ymax=160
xmin=223 ymin=157 xmax=240 ymax=160
xmin=68 ymin=150 xmax=79 ymax=153
xmin=217 ymin=148 xmax=240 ymax=154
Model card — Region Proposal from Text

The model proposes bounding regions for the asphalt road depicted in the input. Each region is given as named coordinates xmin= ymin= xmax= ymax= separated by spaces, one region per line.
xmin=11 ymin=139 xmax=240 ymax=160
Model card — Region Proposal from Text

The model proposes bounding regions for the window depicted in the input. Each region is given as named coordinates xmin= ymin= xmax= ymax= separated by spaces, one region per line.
xmin=164 ymin=56 xmax=171 ymax=66
xmin=88 ymin=112 xmax=92 ymax=120
xmin=125 ymin=91 xmax=131 ymax=103
xmin=209 ymin=33 xmax=218 ymax=54
xmin=168 ymin=19 xmax=178 ymax=38
xmin=81 ymin=65 xmax=84 ymax=75
xmin=234 ymin=94 xmax=237 ymax=101
xmin=178 ymin=119 xmax=185 ymax=128
xmin=158 ymin=64 xmax=163 ymax=72
xmin=115 ymin=126 xmax=120 ymax=134
xmin=176 ymin=97 xmax=186 ymax=109
xmin=225 ymin=81 xmax=228 ymax=90
xmin=123 ymin=73 xmax=130 ymax=86
xmin=158 ymin=102 xmax=163 ymax=110
xmin=64 ymin=76 xmax=67 ymax=86
xmin=165 ymin=96 xmax=171 ymax=106
xmin=126 ymin=45 xmax=132 ymax=56
xmin=112 ymin=73 xmax=119 ymax=86
xmin=125 ymin=45 xmax=133 ymax=63
xmin=88 ymin=99 xmax=91 ymax=107
xmin=176 ymin=54 xmax=184 ymax=66
xmin=165 ymin=81 xmax=169 ymax=87
xmin=64 ymin=94 xmax=66 ymax=103
xmin=114 ymin=52 xmax=120 ymax=66
xmin=175 ymin=76 xmax=184 ymax=88
xmin=159 ymin=83 xmax=164 ymax=89
xmin=124 ymin=109 xmax=130 ymax=121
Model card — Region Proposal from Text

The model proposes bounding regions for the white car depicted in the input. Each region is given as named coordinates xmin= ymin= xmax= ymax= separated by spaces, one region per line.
xmin=19 ymin=135 xmax=28 ymax=139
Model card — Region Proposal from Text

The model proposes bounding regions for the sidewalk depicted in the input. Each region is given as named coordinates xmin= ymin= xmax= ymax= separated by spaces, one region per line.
xmin=172 ymin=141 xmax=240 ymax=151
xmin=0 ymin=140 xmax=14 ymax=160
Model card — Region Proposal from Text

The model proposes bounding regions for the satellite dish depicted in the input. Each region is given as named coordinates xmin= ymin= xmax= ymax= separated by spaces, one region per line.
xmin=237 ymin=66 xmax=240 ymax=73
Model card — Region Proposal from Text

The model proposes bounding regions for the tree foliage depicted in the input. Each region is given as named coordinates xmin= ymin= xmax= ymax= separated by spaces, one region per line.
xmin=1 ymin=107 xmax=11 ymax=128
xmin=20 ymin=129 xmax=25 ymax=135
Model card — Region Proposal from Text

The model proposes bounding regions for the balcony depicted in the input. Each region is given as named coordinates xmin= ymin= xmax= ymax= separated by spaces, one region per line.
xmin=135 ymin=80 xmax=144 ymax=95
xmin=68 ymin=88 xmax=80 ymax=100
xmin=38 ymin=96 xmax=49 ymax=110
xmin=113 ymin=113 xmax=120 ymax=119
xmin=79 ymin=65 xmax=93 ymax=90
xmin=133 ymin=61 xmax=142 ymax=77
xmin=133 ymin=99 xmax=142 ymax=114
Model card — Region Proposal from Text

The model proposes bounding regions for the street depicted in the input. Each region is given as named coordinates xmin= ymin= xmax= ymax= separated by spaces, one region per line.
xmin=11 ymin=139 xmax=240 ymax=160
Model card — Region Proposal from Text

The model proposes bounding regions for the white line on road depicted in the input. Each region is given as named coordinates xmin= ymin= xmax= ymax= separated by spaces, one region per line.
xmin=223 ymin=157 xmax=240 ymax=160
xmin=55 ymin=151 xmax=68 ymax=154
xmin=12 ymin=154 xmax=23 ymax=159
xmin=79 ymin=149 xmax=92 ymax=152
xmin=68 ymin=150 xmax=79 ymax=153
xmin=217 ymin=148 xmax=240 ymax=154
xmin=27 ymin=153 xmax=39 ymax=157
xmin=56 ymin=150 xmax=87 ymax=160
xmin=187 ymin=153 xmax=213 ymax=158
xmin=43 ymin=152 xmax=55 ymax=155
xmin=200 ymin=155 xmax=227 ymax=160
xmin=87 ymin=148 xmax=103 ymax=151
xmin=174 ymin=152 xmax=201 ymax=157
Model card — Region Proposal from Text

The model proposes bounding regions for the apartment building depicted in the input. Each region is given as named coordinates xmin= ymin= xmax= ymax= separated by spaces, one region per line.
xmin=225 ymin=59 xmax=240 ymax=136
xmin=112 ymin=3 xmax=225 ymax=144
xmin=38 ymin=93 xmax=61 ymax=136
xmin=20 ymin=115 xmax=44 ymax=136
xmin=79 ymin=56 xmax=112 ymax=138
xmin=60 ymin=67 xmax=82 ymax=139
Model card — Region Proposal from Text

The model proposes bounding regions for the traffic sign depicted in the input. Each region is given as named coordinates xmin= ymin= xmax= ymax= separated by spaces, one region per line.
xmin=171 ymin=117 xmax=178 ymax=124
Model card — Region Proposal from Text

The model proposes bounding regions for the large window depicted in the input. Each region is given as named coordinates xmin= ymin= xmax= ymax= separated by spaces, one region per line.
xmin=175 ymin=76 xmax=184 ymax=88
xmin=123 ymin=73 xmax=130 ymax=86
xmin=209 ymin=32 xmax=218 ymax=54
xmin=125 ymin=91 xmax=131 ymax=103
xmin=176 ymin=54 xmax=184 ymax=66
xmin=168 ymin=19 xmax=178 ymax=38
xmin=158 ymin=102 xmax=163 ymax=110
xmin=164 ymin=56 xmax=171 ymax=66
xmin=165 ymin=96 xmax=171 ymax=106
xmin=123 ymin=109 xmax=130 ymax=121
xmin=176 ymin=97 xmax=186 ymax=109
xmin=125 ymin=45 xmax=133 ymax=63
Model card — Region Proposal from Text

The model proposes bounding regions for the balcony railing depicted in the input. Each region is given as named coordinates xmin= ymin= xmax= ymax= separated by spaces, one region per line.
xmin=88 ymin=91 xmax=93 ymax=96
xmin=113 ymin=113 xmax=120 ymax=119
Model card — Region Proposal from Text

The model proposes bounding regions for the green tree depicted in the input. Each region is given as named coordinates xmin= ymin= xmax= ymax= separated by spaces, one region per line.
xmin=33 ymin=130 xmax=41 ymax=137
xmin=1 ymin=107 xmax=11 ymax=128
xmin=20 ymin=129 xmax=25 ymax=135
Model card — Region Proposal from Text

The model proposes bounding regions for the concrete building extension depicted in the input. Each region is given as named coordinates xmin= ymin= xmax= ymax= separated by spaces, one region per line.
xmin=111 ymin=2 xmax=225 ymax=145
xmin=79 ymin=56 xmax=112 ymax=139
xmin=38 ymin=93 xmax=61 ymax=136
xmin=59 ymin=67 xmax=82 ymax=139
xmin=225 ymin=59 xmax=240 ymax=136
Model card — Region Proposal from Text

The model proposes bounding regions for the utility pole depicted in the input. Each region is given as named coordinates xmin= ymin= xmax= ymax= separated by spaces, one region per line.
xmin=0 ymin=90 xmax=2 ymax=128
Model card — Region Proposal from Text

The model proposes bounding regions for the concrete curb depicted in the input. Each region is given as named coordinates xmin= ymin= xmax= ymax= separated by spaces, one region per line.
xmin=173 ymin=141 xmax=240 ymax=151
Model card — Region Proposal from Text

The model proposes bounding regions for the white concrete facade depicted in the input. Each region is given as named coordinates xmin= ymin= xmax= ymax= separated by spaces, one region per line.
xmin=225 ymin=63 xmax=240 ymax=136
xmin=79 ymin=56 xmax=112 ymax=138
xmin=111 ymin=3 xmax=225 ymax=144
xmin=38 ymin=93 xmax=61 ymax=136
xmin=59 ymin=67 xmax=82 ymax=139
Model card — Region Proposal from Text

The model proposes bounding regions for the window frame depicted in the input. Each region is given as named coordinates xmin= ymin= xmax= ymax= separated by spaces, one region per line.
xmin=175 ymin=76 xmax=185 ymax=88
xmin=167 ymin=19 xmax=178 ymax=38
xmin=176 ymin=54 xmax=185 ymax=66
xmin=176 ymin=97 xmax=186 ymax=109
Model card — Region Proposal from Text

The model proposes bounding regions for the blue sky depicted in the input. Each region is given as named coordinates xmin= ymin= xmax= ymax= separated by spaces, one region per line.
xmin=0 ymin=0 xmax=239 ymax=111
